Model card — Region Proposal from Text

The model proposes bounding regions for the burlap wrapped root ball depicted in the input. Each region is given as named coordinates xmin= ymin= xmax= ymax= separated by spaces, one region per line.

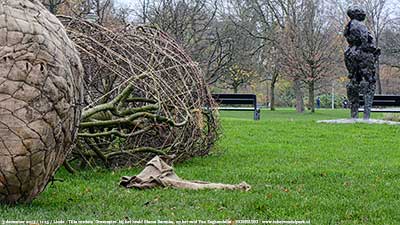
xmin=59 ymin=17 xmax=219 ymax=168
xmin=0 ymin=1 xmax=83 ymax=203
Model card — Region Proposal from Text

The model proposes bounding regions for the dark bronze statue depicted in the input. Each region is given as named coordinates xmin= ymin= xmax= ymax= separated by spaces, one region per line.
xmin=344 ymin=5 xmax=380 ymax=119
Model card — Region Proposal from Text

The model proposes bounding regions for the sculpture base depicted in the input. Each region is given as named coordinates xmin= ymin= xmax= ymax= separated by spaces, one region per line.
xmin=317 ymin=119 xmax=400 ymax=125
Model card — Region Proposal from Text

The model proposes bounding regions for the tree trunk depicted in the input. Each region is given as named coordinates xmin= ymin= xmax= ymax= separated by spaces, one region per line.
xmin=294 ymin=79 xmax=304 ymax=113
xmin=376 ymin=61 xmax=382 ymax=94
xmin=270 ymin=82 xmax=276 ymax=111
xmin=233 ymin=86 xmax=238 ymax=93
xmin=375 ymin=37 xmax=382 ymax=94
xmin=308 ymin=81 xmax=315 ymax=113
xmin=270 ymin=72 xmax=279 ymax=111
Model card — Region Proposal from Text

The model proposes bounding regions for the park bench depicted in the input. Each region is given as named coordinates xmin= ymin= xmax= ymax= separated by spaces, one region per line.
xmin=212 ymin=94 xmax=260 ymax=120
xmin=359 ymin=95 xmax=400 ymax=113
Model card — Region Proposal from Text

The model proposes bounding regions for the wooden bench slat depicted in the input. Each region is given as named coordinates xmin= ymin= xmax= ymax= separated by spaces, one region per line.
xmin=359 ymin=108 xmax=400 ymax=113
xmin=358 ymin=95 xmax=400 ymax=113
xmin=212 ymin=94 xmax=260 ymax=120
xmin=217 ymin=107 xmax=256 ymax=111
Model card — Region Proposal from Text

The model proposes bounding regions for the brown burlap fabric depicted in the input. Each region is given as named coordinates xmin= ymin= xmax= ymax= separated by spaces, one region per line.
xmin=0 ymin=0 xmax=83 ymax=203
xmin=120 ymin=156 xmax=251 ymax=191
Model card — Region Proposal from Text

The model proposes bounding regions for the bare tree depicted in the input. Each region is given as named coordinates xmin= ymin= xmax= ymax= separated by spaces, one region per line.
xmin=232 ymin=0 xmax=339 ymax=112
xmin=362 ymin=0 xmax=394 ymax=94
xmin=137 ymin=0 xmax=150 ymax=23
xmin=227 ymin=0 xmax=286 ymax=110
xmin=381 ymin=24 xmax=400 ymax=69
xmin=112 ymin=3 xmax=135 ymax=24
xmin=87 ymin=0 xmax=113 ymax=24
xmin=277 ymin=0 xmax=339 ymax=112
xmin=260 ymin=45 xmax=281 ymax=110
xmin=136 ymin=0 xmax=234 ymax=84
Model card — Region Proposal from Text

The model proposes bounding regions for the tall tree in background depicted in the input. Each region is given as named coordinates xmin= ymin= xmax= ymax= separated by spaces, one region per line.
xmin=267 ymin=0 xmax=306 ymax=112
xmin=227 ymin=0 xmax=285 ymax=111
xmin=232 ymin=0 xmax=339 ymax=112
xmin=261 ymin=46 xmax=281 ymax=110
xmin=278 ymin=0 xmax=339 ymax=112
xmin=90 ymin=0 xmax=113 ymax=24
xmin=40 ymin=0 xmax=400 ymax=108
xmin=360 ymin=0 xmax=393 ymax=94
xmin=214 ymin=13 xmax=259 ymax=93
xmin=137 ymin=0 xmax=234 ymax=84
xmin=381 ymin=23 xmax=400 ymax=69
xmin=42 ymin=0 xmax=115 ymax=25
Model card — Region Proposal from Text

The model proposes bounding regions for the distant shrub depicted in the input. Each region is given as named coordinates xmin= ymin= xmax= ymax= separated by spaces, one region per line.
xmin=384 ymin=113 xmax=400 ymax=122
xmin=317 ymin=94 xmax=347 ymax=109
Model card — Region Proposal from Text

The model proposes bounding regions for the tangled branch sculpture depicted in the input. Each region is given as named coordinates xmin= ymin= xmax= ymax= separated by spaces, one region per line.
xmin=58 ymin=17 xmax=219 ymax=169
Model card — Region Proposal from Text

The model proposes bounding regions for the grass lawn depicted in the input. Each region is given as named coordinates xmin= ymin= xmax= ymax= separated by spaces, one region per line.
xmin=1 ymin=109 xmax=400 ymax=224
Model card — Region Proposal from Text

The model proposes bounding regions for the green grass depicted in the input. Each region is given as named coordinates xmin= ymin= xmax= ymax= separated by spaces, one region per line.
xmin=1 ymin=109 xmax=400 ymax=224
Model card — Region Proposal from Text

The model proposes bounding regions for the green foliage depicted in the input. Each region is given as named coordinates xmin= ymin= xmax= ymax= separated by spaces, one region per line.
xmin=1 ymin=109 xmax=400 ymax=224
xmin=317 ymin=94 xmax=347 ymax=109
xmin=219 ymin=64 xmax=257 ymax=93
xmin=275 ymin=80 xmax=295 ymax=107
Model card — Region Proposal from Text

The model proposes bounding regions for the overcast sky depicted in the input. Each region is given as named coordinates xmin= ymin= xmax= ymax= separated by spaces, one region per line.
xmin=115 ymin=0 xmax=139 ymax=6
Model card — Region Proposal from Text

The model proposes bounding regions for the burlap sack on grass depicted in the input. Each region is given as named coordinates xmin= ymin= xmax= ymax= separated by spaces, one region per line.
xmin=120 ymin=156 xmax=251 ymax=191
